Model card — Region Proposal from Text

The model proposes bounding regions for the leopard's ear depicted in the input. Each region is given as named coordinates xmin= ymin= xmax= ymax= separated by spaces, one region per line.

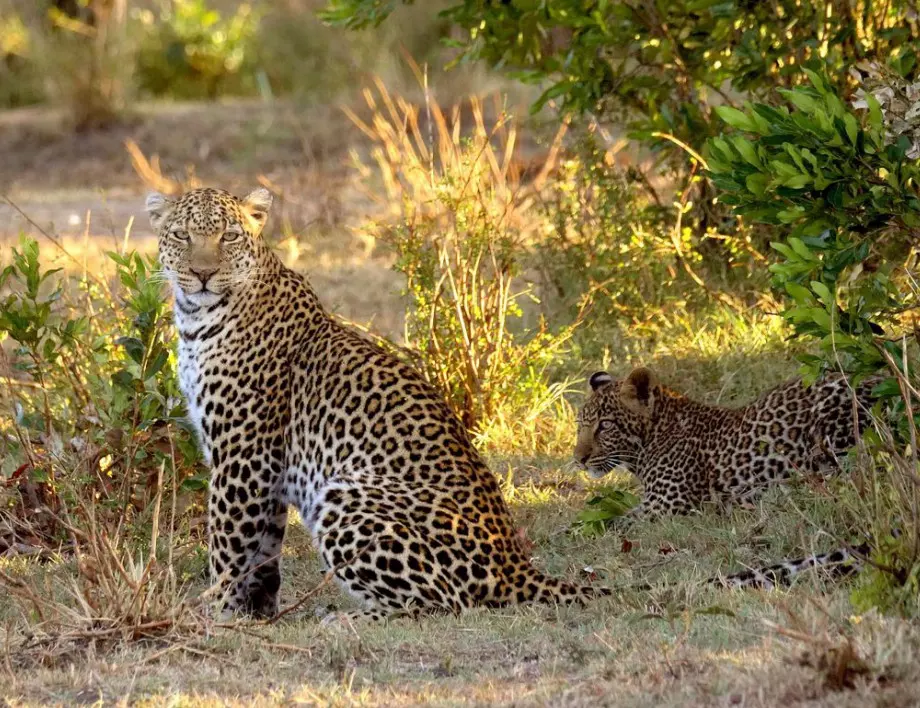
xmin=589 ymin=371 xmax=613 ymax=391
xmin=620 ymin=367 xmax=657 ymax=415
xmin=240 ymin=188 xmax=273 ymax=234
xmin=145 ymin=192 xmax=175 ymax=231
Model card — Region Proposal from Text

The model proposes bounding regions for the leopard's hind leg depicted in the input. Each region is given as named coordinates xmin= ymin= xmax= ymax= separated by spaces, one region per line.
xmin=312 ymin=513 xmax=471 ymax=620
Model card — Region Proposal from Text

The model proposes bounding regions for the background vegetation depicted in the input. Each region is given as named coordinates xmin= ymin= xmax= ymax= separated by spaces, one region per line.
xmin=0 ymin=0 xmax=919 ymax=703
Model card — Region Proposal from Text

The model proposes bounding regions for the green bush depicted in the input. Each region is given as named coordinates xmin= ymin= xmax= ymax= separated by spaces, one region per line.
xmin=135 ymin=0 xmax=261 ymax=99
xmin=0 ymin=238 xmax=203 ymax=545
xmin=325 ymin=0 xmax=920 ymax=247
xmin=534 ymin=140 xmax=676 ymax=326
xmin=323 ymin=0 xmax=919 ymax=163
xmin=0 ymin=13 xmax=42 ymax=109
xmin=707 ymin=65 xmax=920 ymax=615
xmin=706 ymin=67 xmax=919 ymax=384
xmin=533 ymin=133 xmax=769 ymax=351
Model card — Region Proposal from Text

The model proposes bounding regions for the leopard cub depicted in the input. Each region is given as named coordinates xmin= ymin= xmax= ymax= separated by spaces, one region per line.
xmin=574 ymin=367 xmax=876 ymax=517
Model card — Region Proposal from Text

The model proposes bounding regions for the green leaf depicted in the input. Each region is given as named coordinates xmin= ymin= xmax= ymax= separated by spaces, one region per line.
xmin=180 ymin=474 xmax=209 ymax=492
xmin=116 ymin=336 xmax=145 ymax=365
xmin=769 ymin=160 xmax=800 ymax=178
xmin=871 ymin=377 xmax=901 ymax=398
xmin=781 ymin=89 xmax=819 ymax=113
xmin=810 ymin=307 xmax=832 ymax=329
xmin=771 ymin=242 xmax=796 ymax=260
xmin=784 ymin=282 xmax=813 ymax=303
xmin=144 ymin=350 xmax=170 ymax=380
xmin=715 ymin=105 xmax=754 ymax=131
xmin=731 ymin=136 xmax=761 ymax=167
xmin=782 ymin=174 xmax=811 ymax=189
xmin=843 ymin=114 xmax=859 ymax=144
xmin=789 ymin=237 xmax=814 ymax=261
xmin=810 ymin=281 xmax=832 ymax=303
xmin=112 ymin=369 xmax=136 ymax=390
xmin=745 ymin=173 xmax=769 ymax=196
xmin=802 ymin=68 xmax=827 ymax=94
xmin=866 ymin=94 xmax=883 ymax=132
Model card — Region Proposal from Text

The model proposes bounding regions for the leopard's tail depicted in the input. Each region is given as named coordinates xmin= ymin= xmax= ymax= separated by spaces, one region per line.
xmin=505 ymin=565 xmax=612 ymax=606
xmin=622 ymin=542 xmax=870 ymax=594
xmin=713 ymin=542 xmax=868 ymax=590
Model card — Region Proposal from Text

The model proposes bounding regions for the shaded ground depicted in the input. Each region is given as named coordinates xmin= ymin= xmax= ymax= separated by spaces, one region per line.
xmin=4 ymin=473 xmax=919 ymax=707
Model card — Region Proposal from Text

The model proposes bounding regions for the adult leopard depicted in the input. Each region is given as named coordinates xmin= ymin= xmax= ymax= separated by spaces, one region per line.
xmin=147 ymin=186 xmax=607 ymax=620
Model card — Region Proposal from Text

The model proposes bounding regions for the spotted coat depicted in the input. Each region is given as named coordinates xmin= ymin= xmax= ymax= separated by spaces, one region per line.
xmin=574 ymin=367 xmax=877 ymax=517
xmin=147 ymin=187 xmax=607 ymax=619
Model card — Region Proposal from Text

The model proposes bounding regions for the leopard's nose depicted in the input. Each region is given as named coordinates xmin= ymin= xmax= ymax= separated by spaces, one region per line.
xmin=576 ymin=453 xmax=590 ymax=465
xmin=190 ymin=267 xmax=219 ymax=286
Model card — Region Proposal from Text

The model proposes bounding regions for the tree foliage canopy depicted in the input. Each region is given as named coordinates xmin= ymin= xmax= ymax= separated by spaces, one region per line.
xmin=322 ymin=0 xmax=919 ymax=160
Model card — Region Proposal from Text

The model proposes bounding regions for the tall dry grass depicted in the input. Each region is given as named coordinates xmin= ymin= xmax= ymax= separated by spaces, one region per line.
xmin=346 ymin=60 xmax=574 ymax=435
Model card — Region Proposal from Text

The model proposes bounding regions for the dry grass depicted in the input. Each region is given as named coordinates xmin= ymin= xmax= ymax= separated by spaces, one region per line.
xmin=2 ymin=473 xmax=920 ymax=706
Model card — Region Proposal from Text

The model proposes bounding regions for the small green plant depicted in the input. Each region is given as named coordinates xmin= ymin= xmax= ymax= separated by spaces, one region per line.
xmin=0 ymin=237 xmax=203 ymax=546
xmin=573 ymin=486 xmax=640 ymax=538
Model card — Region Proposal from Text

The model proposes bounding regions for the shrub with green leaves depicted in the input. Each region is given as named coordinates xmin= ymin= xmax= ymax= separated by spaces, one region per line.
xmin=323 ymin=0 xmax=919 ymax=164
xmin=706 ymin=67 xmax=919 ymax=384
xmin=534 ymin=140 xmax=676 ymax=326
xmin=0 ymin=238 xmax=203 ymax=545
xmin=707 ymin=66 xmax=920 ymax=615
xmin=135 ymin=0 xmax=261 ymax=99
xmin=533 ymin=133 xmax=769 ymax=354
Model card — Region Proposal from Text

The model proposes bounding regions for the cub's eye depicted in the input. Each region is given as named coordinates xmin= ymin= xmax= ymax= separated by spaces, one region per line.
xmin=597 ymin=420 xmax=614 ymax=432
xmin=171 ymin=230 xmax=189 ymax=242
xmin=222 ymin=230 xmax=241 ymax=243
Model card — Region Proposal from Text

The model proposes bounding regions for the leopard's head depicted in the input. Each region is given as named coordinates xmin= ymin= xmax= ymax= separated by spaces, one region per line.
xmin=146 ymin=187 xmax=273 ymax=308
xmin=573 ymin=367 xmax=657 ymax=477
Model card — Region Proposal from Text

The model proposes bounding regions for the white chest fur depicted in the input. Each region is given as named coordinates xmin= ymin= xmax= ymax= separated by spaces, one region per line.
xmin=175 ymin=303 xmax=225 ymax=466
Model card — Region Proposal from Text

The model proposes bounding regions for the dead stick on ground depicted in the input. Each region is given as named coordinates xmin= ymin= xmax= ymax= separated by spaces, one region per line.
xmin=219 ymin=623 xmax=316 ymax=655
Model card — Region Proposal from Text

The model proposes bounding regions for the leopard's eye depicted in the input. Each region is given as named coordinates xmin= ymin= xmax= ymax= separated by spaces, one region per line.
xmin=597 ymin=420 xmax=614 ymax=432
xmin=171 ymin=230 xmax=189 ymax=242
xmin=222 ymin=230 xmax=241 ymax=243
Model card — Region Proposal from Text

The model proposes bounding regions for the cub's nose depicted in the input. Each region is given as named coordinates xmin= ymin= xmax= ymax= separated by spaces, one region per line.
xmin=576 ymin=452 xmax=590 ymax=466
xmin=190 ymin=267 xmax=219 ymax=286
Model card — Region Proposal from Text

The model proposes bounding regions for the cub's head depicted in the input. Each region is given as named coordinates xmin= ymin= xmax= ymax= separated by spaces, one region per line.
xmin=146 ymin=187 xmax=273 ymax=307
xmin=573 ymin=367 xmax=658 ymax=477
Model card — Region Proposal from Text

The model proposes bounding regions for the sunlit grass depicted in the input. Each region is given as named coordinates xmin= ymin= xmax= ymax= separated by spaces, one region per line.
xmin=4 ymin=474 xmax=919 ymax=705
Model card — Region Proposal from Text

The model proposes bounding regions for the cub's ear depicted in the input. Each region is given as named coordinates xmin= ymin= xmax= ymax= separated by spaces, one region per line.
xmin=145 ymin=192 xmax=175 ymax=231
xmin=620 ymin=367 xmax=657 ymax=415
xmin=589 ymin=371 xmax=613 ymax=391
xmin=241 ymin=188 xmax=273 ymax=233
